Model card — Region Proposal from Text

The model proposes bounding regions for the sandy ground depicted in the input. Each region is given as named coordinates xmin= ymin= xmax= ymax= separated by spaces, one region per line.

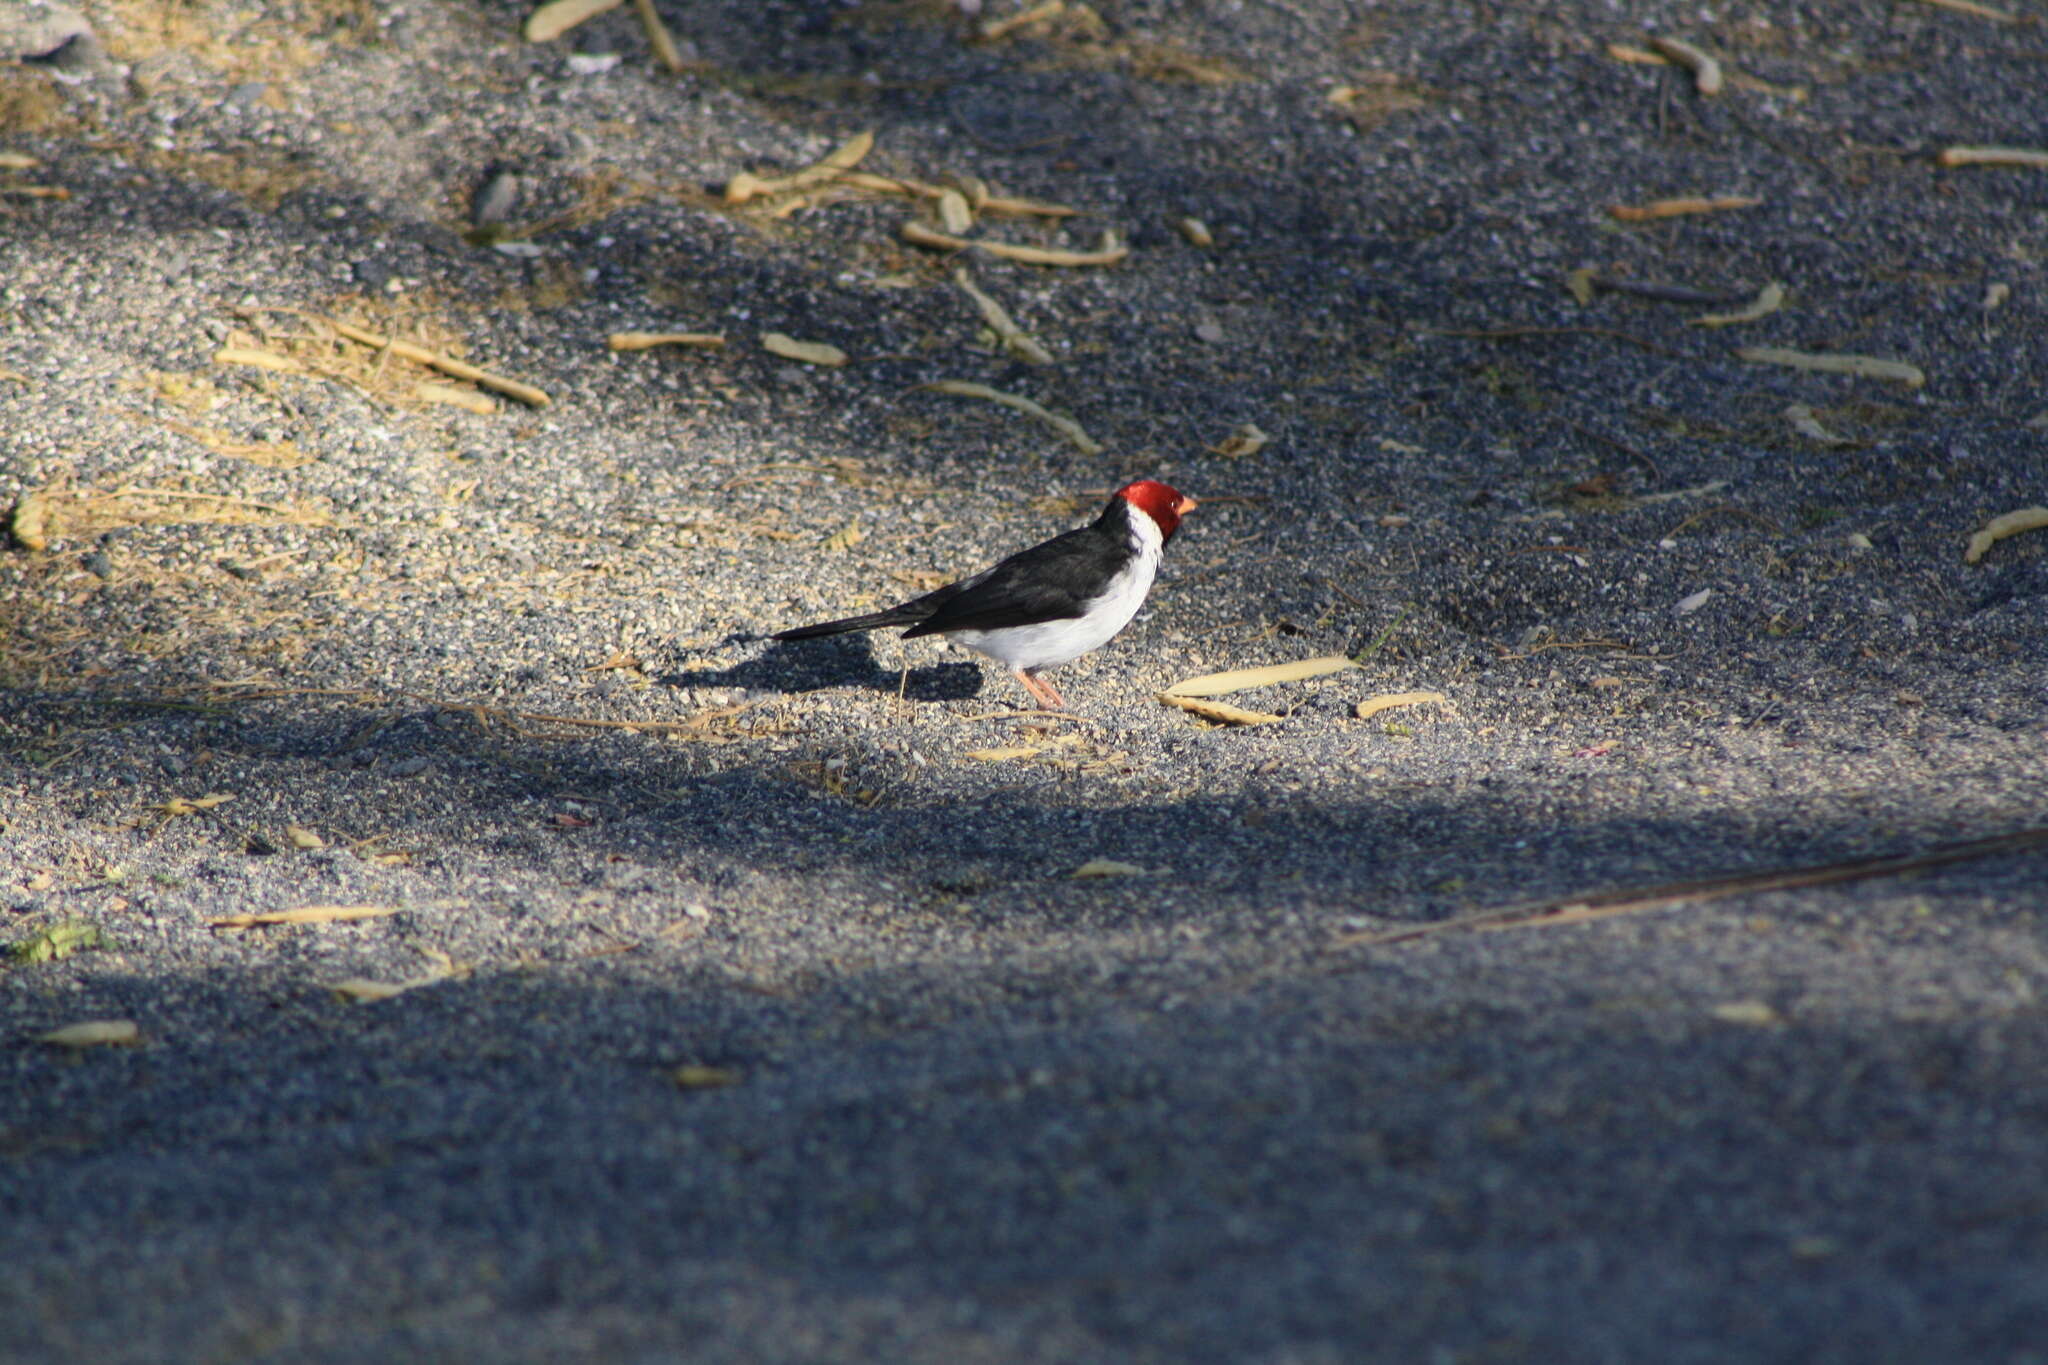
xmin=3 ymin=0 xmax=2047 ymax=1359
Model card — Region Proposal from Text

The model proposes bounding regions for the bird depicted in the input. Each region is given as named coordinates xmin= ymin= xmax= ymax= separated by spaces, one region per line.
xmin=771 ymin=479 xmax=1197 ymax=709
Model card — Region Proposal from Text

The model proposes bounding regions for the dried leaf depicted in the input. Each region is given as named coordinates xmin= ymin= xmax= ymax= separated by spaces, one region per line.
xmin=40 ymin=1020 xmax=138 ymax=1048
xmin=1211 ymin=422 xmax=1270 ymax=458
xmin=1608 ymin=195 xmax=1758 ymax=222
xmin=524 ymin=0 xmax=625 ymax=42
xmin=673 ymin=1064 xmax=740 ymax=1089
xmin=762 ymin=333 xmax=849 ymax=367
xmin=1648 ymin=36 xmax=1723 ymax=94
xmin=1565 ymin=267 xmax=1598 ymax=305
xmin=213 ymin=345 xmax=304 ymax=373
xmin=1964 ymin=506 xmax=2048 ymax=563
xmin=1177 ymin=217 xmax=1215 ymax=248
xmin=10 ymin=489 xmax=49 ymax=551
xmin=1157 ymin=694 xmax=1283 ymax=725
xmin=156 ymin=793 xmax=236 ymax=817
xmin=1937 ymin=145 xmax=2048 ymax=169
xmin=821 ymin=522 xmax=864 ymax=552
xmin=1736 ymin=347 xmax=1925 ymax=388
xmin=326 ymin=319 xmax=552 ymax=408
xmin=285 ymin=826 xmax=324 ymax=850
xmin=724 ymin=130 xmax=876 ymax=204
xmin=1605 ymin=42 xmax=1671 ymax=66
xmin=1353 ymin=690 xmax=1447 ymax=720
xmin=938 ymin=188 xmax=975 ymax=234
xmin=329 ymin=978 xmax=410 ymax=1002
xmin=967 ymin=746 xmax=1042 ymax=761
xmin=1784 ymin=404 xmax=1850 ymax=446
xmin=1689 ymin=281 xmax=1785 ymax=328
xmin=9 ymin=919 xmax=109 ymax=965
xmin=902 ymin=222 xmax=1129 ymax=268
xmin=608 ymin=331 xmax=726 ymax=351
xmin=1070 ymin=858 xmax=1146 ymax=878
xmin=954 ymin=270 xmax=1055 ymax=366
xmin=416 ymin=382 xmax=495 ymax=415
xmin=979 ymin=0 xmax=1066 ymax=41
xmin=1165 ymin=655 xmax=1360 ymax=697
xmin=209 ymin=904 xmax=399 ymax=929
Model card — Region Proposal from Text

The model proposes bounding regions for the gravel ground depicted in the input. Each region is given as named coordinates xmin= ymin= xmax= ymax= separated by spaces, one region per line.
xmin=3 ymin=1 xmax=2047 ymax=1360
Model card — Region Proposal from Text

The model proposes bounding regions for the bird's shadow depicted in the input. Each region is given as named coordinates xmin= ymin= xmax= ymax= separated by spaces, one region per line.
xmin=663 ymin=634 xmax=985 ymax=702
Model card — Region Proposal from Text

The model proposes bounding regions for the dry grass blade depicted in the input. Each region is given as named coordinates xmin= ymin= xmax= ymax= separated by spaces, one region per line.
xmin=524 ymin=0 xmax=624 ymax=43
xmin=902 ymin=222 xmax=1128 ymax=267
xmin=416 ymin=382 xmax=494 ymax=414
xmin=1165 ymin=655 xmax=1360 ymax=697
xmin=1690 ymin=281 xmax=1785 ymax=328
xmin=202 ymin=682 xmax=755 ymax=739
xmin=954 ymin=269 xmax=1055 ymax=365
xmin=209 ymin=904 xmax=400 ymax=929
xmin=1157 ymin=693 xmax=1282 ymax=725
xmin=725 ymin=130 xmax=875 ymax=204
xmin=762 ymin=333 xmax=849 ymax=367
xmin=921 ymin=380 xmax=1102 ymax=453
xmin=1648 ymin=36 xmax=1723 ymax=94
xmin=327 ymin=319 xmax=551 ymax=407
xmin=40 ymin=1020 xmax=139 ymax=1048
xmin=1331 ymin=827 xmax=2048 ymax=949
xmin=1737 ymin=347 xmax=1925 ymax=388
xmin=1608 ymin=195 xmax=1759 ymax=222
xmin=156 ymin=792 xmax=234 ymax=817
xmin=979 ymin=0 xmax=1066 ymax=41
xmin=10 ymin=489 xmax=50 ymax=551
xmin=213 ymin=344 xmax=304 ymax=373
xmin=631 ymin=0 xmax=686 ymax=71
xmin=1911 ymin=0 xmax=2017 ymax=21
xmin=1354 ymin=690 xmax=1446 ymax=720
xmin=1937 ymin=145 xmax=2048 ymax=169
xmin=1210 ymin=423 xmax=1269 ymax=458
xmin=1963 ymin=506 xmax=2048 ymax=564
xmin=673 ymin=1065 xmax=740 ymax=1089
xmin=966 ymin=745 xmax=1043 ymax=761
xmin=1071 ymin=858 xmax=1147 ymax=878
xmin=608 ymin=331 xmax=726 ymax=351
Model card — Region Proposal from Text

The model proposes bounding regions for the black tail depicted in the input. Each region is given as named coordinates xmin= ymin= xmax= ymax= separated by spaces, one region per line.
xmin=771 ymin=609 xmax=923 ymax=642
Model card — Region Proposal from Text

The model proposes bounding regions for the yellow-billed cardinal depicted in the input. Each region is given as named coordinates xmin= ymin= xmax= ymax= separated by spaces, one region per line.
xmin=772 ymin=479 xmax=1197 ymax=709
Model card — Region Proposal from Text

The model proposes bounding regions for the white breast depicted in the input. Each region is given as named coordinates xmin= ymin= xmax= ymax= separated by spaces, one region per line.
xmin=950 ymin=505 xmax=1163 ymax=671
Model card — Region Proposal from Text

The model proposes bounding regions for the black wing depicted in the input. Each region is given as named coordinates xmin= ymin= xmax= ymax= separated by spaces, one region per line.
xmin=900 ymin=520 xmax=1125 ymax=637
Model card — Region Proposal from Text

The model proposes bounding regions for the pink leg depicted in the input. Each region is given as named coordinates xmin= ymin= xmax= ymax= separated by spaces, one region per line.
xmin=1011 ymin=669 xmax=1068 ymax=710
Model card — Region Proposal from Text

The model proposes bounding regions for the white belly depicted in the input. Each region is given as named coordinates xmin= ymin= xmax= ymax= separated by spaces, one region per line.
xmin=949 ymin=538 xmax=1159 ymax=671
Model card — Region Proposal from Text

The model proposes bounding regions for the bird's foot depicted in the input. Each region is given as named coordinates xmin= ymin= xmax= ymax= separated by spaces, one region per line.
xmin=1013 ymin=669 xmax=1068 ymax=710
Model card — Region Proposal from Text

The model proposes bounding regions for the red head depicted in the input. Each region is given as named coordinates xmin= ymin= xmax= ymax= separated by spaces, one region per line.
xmin=1114 ymin=479 xmax=1197 ymax=542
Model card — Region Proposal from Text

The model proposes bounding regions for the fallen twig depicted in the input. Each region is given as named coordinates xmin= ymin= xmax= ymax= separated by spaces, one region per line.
xmin=1737 ymin=346 xmax=1925 ymax=388
xmin=1648 ymin=36 xmax=1724 ymax=95
xmin=326 ymin=319 xmax=551 ymax=407
xmin=903 ymin=221 xmax=1128 ymax=267
xmin=1608 ymin=195 xmax=1759 ymax=222
xmin=1332 ymin=827 xmax=2048 ymax=948
xmin=1911 ymin=0 xmax=2017 ymax=22
xmin=955 ymin=269 xmax=1055 ymax=365
xmin=1964 ymin=506 xmax=2048 ymax=564
xmin=608 ymin=331 xmax=726 ymax=351
xmin=1937 ymin=145 xmax=2048 ymax=170
xmin=921 ymin=380 xmax=1102 ymax=453
xmin=1690 ymin=281 xmax=1785 ymax=329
